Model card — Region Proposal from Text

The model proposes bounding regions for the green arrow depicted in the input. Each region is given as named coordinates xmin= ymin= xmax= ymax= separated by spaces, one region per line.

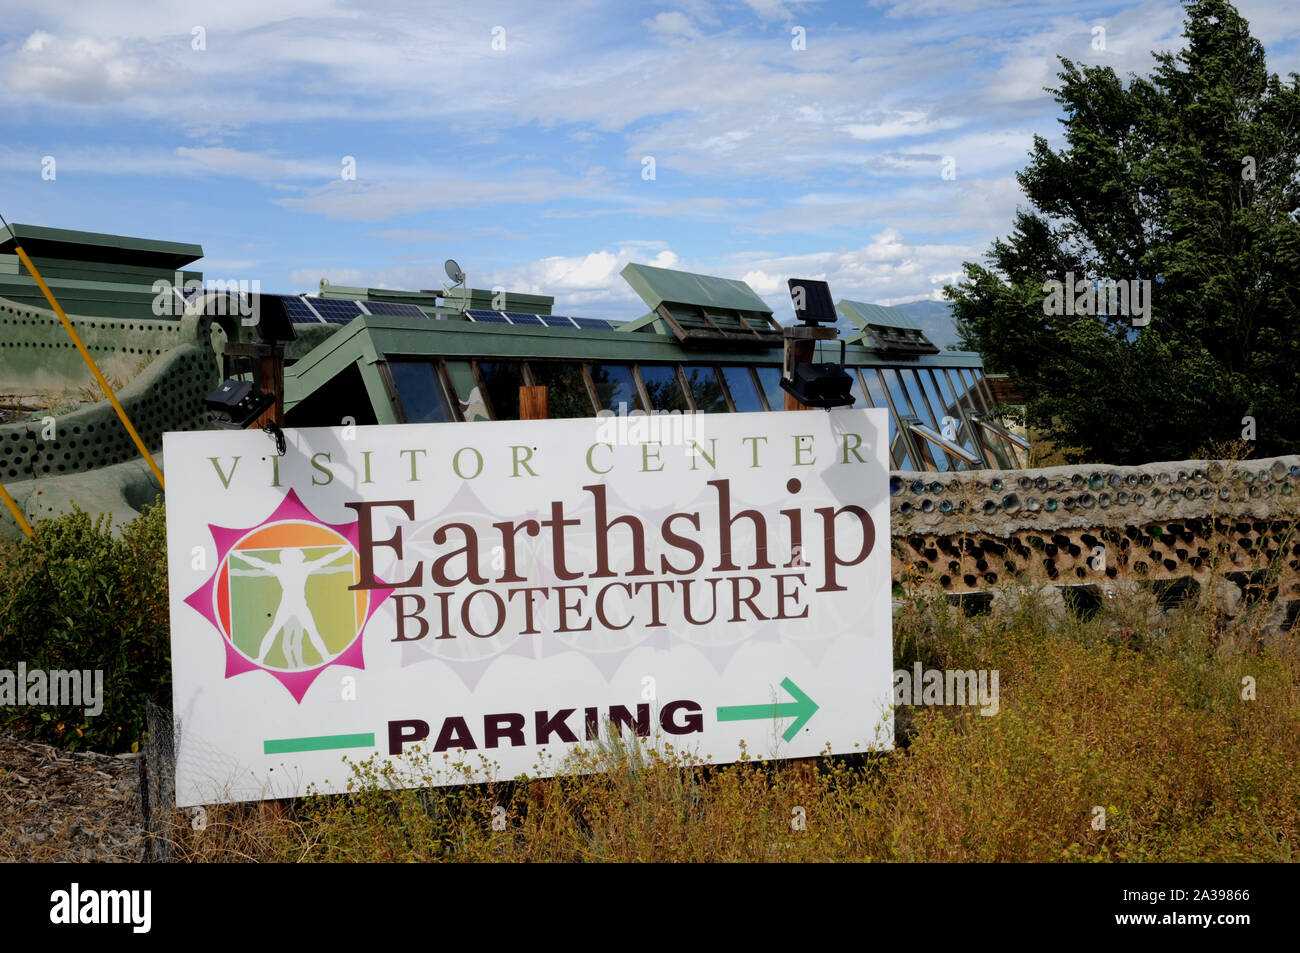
xmin=716 ymin=677 xmax=819 ymax=742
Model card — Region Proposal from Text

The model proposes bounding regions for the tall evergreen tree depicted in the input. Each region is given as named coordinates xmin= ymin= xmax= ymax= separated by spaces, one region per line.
xmin=947 ymin=0 xmax=1300 ymax=464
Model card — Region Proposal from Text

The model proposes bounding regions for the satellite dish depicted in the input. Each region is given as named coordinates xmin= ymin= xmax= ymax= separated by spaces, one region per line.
xmin=320 ymin=277 xmax=330 ymax=287
xmin=444 ymin=259 xmax=465 ymax=284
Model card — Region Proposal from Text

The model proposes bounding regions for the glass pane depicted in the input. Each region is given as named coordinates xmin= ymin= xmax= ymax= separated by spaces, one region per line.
xmin=918 ymin=368 xmax=949 ymax=431
xmin=978 ymin=370 xmax=998 ymax=411
xmin=931 ymin=369 xmax=980 ymax=464
xmin=898 ymin=370 xmax=948 ymax=471
xmin=445 ymin=361 xmax=489 ymax=421
xmin=892 ymin=430 xmax=915 ymax=471
xmin=389 ymin=362 xmax=453 ymax=423
xmin=637 ymin=365 xmax=689 ymax=412
xmin=862 ymin=368 xmax=898 ymax=444
xmin=683 ymin=365 xmax=729 ymax=413
xmin=872 ymin=370 xmax=915 ymax=469
xmin=847 ymin=367 xmax=865 ymax=408
xmin=901 ymin=370 xmax=938 ymax=429
xmin=477 ymin=361 xmax=523 ymax=420
xmin=944 ymin=369 xmax=974 ymax=414
xmin=588 ymin=363 xmax=645 ymax=413
xmin=720 ymin=366 xmax=765 ymax=413
xmin=880 ymin=368 xmax=916 ymax=419
xmin=527 ymin=361 xmax=595 ymax=418
xmin=754 ymin=365 xmax=785 ymax=411
xmin=918 ymin=368 xmax=968 ymax=470
xmin=951 ymin=366 xmax=977 ymax=408
xmin=931 ymin=367 xmax=958 ymax=414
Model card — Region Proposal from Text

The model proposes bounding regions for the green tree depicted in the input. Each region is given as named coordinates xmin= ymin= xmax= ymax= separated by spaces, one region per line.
xmin=947 ymin=0 xmax=1300 ymax=464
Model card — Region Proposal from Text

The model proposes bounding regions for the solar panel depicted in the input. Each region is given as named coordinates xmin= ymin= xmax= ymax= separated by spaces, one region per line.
xmin=362 ymin=300 xmax=428 ymax=318
xmin=540 ymin=315 xmax=578 ymax=328
xmin=465 ymin=309 xmax=511 ymax=323
xmin=570 ymin=317 xmax=615 ymax=331
xmin=502 ymin=311 xmax=544 ymax=326
xmin=282 ymin=296 xmax=324 ymax=323
xmin=308 ymin=298 xmax=363 ymax=325
xmin=787 ymin=278 xmax=837 ymax=324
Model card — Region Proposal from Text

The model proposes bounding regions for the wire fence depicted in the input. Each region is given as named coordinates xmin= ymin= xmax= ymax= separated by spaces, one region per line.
xmin=141 ymin=697 xmax=176 ymax=862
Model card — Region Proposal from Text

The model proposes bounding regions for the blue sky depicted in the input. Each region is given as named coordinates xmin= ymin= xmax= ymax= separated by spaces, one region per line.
xmin=2 ymin=0 xmax=1297 ymax=320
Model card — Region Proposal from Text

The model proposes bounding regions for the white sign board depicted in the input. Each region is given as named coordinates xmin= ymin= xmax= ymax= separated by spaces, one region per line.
xmin=165 ymin=410 xmax=893 ymax=806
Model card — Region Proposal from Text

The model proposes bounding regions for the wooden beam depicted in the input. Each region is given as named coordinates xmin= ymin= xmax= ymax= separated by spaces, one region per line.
xmin=783 ymin=339 xmax=817 ymax=411
xmin=520 ymin=385 xmax=548 ymax=420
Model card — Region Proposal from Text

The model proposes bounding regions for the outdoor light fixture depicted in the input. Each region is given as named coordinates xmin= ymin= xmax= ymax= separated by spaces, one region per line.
xmin=205 ymin=378 xmax=275 ymax=429
xmin=205 ymin=295 xmax=293 ymax=453
xmin=780 ymin=278 xmax=855 ymax=408
xmin=204 ymin=378 xmax=286 ymax=455
xmin=780 ymin=354 xmax=856 ymax=408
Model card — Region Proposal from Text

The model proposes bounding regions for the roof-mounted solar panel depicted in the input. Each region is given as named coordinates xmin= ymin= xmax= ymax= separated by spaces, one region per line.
xmin=282 ymin=295 xmax=325 ymax=323
xmin=465 ymin=309 xmax=511 ymax=323
xmin=306 ymin=298 xmax=363 ymax=324
xmin=465 ymin=309 xmax=613 ymax=329
xmin=361 ymin=300 xmax=428 ymax=318
xmin=570 ymin=317 xmax=615 ymax=331
xmin=502 ymin=311 xmax=544 ymax=326
xmin=788 ymin=278 xmax=837 ymax=324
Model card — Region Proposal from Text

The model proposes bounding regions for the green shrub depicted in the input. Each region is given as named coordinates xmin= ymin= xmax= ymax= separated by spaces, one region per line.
xmin=0 ymin=499 xmax=170 ymax=751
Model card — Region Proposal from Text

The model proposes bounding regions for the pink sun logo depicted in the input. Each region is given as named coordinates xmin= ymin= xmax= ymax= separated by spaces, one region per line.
xmin=184 ymin=490 xmax=395 ymax=702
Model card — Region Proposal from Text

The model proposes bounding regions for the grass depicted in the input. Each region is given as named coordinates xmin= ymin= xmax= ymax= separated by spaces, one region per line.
xmin=154 ymin=583 xmax=1299 ymax=863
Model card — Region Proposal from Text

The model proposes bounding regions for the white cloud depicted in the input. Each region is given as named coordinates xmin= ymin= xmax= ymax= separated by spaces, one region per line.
xmin=174 ymin=147 xmax=332 ymax=180
xmin=839 ymin=111 xmax=964 ymax=142
xmin=741 ymin=0 xmax=818 ymax=20
xmin=4 ymin=31 xmax=180 ymax=103
xmin=644 ymin=11 xmax=701 ymax=43
xmin=274 ymin=170 xmax=614 ymax=221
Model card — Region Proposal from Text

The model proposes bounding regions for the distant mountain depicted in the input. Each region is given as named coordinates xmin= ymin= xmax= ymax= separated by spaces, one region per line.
xmin=891 ymin=299 xmax=961 ymax=351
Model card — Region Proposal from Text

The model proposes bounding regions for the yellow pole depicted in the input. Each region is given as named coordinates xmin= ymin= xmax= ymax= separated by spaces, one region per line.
xmin=12 ymin=245 xmax=165 ymax=489
xmin=0 ymin=478 xmax=35 ymax=538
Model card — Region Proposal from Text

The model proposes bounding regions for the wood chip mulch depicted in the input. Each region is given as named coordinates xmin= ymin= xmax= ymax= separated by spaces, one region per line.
xmin=0 ymin=732 xmax=146 ymax=862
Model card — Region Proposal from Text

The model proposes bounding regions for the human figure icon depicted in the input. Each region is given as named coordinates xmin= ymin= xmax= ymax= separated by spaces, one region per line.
xmin=229 ymin=547 xmax=354 ymax=668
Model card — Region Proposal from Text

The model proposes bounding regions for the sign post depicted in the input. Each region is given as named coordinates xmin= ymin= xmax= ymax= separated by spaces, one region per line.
xmin=165 ymin=410 xmax=893 ymax=806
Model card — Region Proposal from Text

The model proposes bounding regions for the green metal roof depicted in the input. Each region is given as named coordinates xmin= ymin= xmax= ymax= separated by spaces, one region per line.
xmin=621 ymin=262 xmax=773 ymax=315
xmin=0 ymin=223 xmax=203 ymax=270
xmin=837 ymin=299 xmax=921 ymax=331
